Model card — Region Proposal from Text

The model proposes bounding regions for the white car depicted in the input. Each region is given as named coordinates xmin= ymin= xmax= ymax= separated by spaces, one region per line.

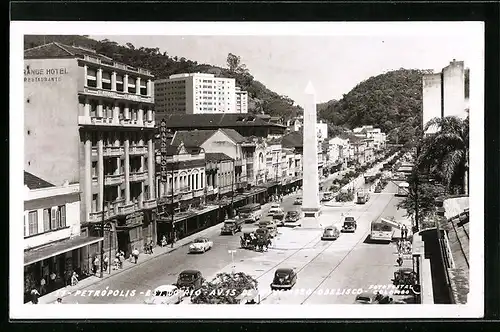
xmin=268 ymin=207 xmax=284 ymax=216
xmin=189 ymin=237 xmax=213 ymax=253
xmin=144 ymin=285 xmax=183 ymax=305
xmin=270 ymin=203 xmax=281 ymax=210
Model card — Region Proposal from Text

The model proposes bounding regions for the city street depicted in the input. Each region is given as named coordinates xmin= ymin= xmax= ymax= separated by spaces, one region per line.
xmin=55 ymin=166 xmax=411 ymax=305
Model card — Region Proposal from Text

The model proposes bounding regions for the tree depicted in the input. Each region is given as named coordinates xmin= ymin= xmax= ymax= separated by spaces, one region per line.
xmin=126 ymin=42 xmax=135 ymax=50
xmin=397 ymin=179 xmax=446 ymax=229
xmin=226 ymin=53 xmax=248 ymax=74
xmin=191 ymin=272 xmax=258 ymax=304
xmin=417 ymin=116 xmax=469 ymax=194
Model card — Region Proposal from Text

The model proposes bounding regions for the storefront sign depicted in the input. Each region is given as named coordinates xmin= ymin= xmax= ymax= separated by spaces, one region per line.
xmin=24 ymin=66 xmax=69 ymax=83
xmin=160 ymin=119 xmax=169 ymax=182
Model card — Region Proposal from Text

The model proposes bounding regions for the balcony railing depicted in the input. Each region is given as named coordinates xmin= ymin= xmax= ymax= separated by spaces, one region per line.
xmin=235 ymin=159 xmax=243 ymax=167
xmin=105 ymin=173 xmax=124 ymax=186
xmin=193 ymin=188 xmax=205 ymax=198
xmin=78 ymin=115 xmax=154 ymax=128
xmin=129 ymin=145 xmax=147 ymax=155
xmin=103 ymin=146 xmax=124 ymax=157
xmin=80 ymin=86 xmax=153 ymax=104
xmin=143 ymin=198 xmax=157 ymax=209
xmin=181 ymin=191 xmax=193 ymax=201
xmin=130 ymin=171 xmax=148 ymax=182
xmin=119 ymin=202 xmax=135 ymax=215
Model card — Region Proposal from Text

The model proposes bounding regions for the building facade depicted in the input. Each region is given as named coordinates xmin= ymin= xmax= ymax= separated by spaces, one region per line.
xmin=155 ymin=73 xmax=244 ymax=114
xmin=23 ymin=172 xmax=103 ymax=303
xmin=24 ymin=42 xmax=157 ymax=261
xmin=235 ymin=87 xmax=248 ymax=114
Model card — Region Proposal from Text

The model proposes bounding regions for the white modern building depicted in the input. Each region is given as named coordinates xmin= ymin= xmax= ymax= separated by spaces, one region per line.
xmin=154 ymin=73 xmax=240 ymax=114
xmin=353 ymin=125 xmax=387 ymax=150
xmin=316 ymin=120 xmax=328 ymax=142
xmin=235 ymin=87 xmax=248 ymax=114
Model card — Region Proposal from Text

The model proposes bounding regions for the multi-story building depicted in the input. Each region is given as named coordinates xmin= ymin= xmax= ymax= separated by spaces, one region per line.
xmin=422 ymin=59 xmax=470 ymax=135
xmin=154 ymin=73 xmax=237 ymax=114
xmin=23 ymin=172 xmax=101 ymax=303
xmin=316 ymin=120 xmax=328 ymax=142
xmin=353 ymin=125 xmax=387 ymax=152
xmin=24 ymin=42 xmax=157 ymax=260
xmin=241 ymin=137 xmax=268 ymax=186
xmin=266 ymin=141 xmax=282 ymax=186
xmin=235 ymin=87 xmax=248 ymax=114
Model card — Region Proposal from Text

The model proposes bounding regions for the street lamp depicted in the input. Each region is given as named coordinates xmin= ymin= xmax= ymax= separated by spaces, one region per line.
xmin=228 ymin=249 xmax=236 ymax=273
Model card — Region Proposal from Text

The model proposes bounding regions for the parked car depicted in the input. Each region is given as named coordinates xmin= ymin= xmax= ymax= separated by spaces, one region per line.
xmin=341 ymin=216 xmax=357 ymax=233
xmin=270 ymin=268 xmax=297 ymax=290
xmin=176 ymin=270 xmax=204 ymax=294
xmin=284 ymin=210 xmax=300 ymax=223
xmin=321 ymin=226 xmax=340 ymax=240
xmin=272 ymin=211 xmax=285 ymax=225
xmin=220 ymin=219 xmax=243 ymax=235
xmin=255 ymin=227 xmax=271 ymax=240
xmin=321 ymin=191 xmax=334 ymax=202
xmin=144 ymin=284 xmax=183 ymax=305
xmin=268 ymin=207 xmax=284 ymax=216
xmin=188 ymin=237 xmax=213 ymax=253
xmin=293 ymin=197 xmax=302 ymax=205
xmin=270 ymin=203 xmax=281 ymax=210
xmin=354 ymin=292 xmax=378 ymax=304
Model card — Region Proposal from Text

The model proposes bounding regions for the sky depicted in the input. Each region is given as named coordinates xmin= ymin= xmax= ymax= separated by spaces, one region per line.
xmin=92 ymin=24 xmax=482 ymax=109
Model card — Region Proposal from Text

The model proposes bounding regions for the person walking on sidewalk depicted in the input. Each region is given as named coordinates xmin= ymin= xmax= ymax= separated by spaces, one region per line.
xmin=161 ymin=235 xmax=167 ymax=247
xmin=71 ymin=272 xmax=79 ymax=286
xmin=92 ymin=256 xmax=100 ymax=275
xmin=149 ymin=240 xmax=154 ymax=254
xmin=30 ymin=288 xmax=40 ymax=304
xmin=64 ymin=270 xmax=72 ymax=286
xmin=103 ymin=255 xmax=109 ymax=272
xmin=132 ymin=247 xmax=140 ymax=264
xmin=171 ymin=230 xmax=177 ymax=248
xmin=40 ymin=277 xmax=47 ymax=295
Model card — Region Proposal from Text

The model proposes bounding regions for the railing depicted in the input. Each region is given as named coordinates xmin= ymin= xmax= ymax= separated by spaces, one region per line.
xmin=181 ymin=191 xmax=193 ymax=201
xmin=129 ymin=145 xmax=147 ymax=155
xmin=193 ymin=188 xmax=205 ymax=197
xmin=104 ymin=173 xmax=124 ymax=186
xmin=83 ymin=55 xmax=152 ymax=76
xmin=143 ymin=198 xmax=157 ymax=209
xmin=78 ymin=115 xmax=154 ymax=128
xmin=119 ymin=202 xmax=135 ymax=215
xmin=103 ymin=146 xmax=124 ymax=156
xmin=130 ymin=171 xmax=148 ymax=182
xmin=80 ymin=86 xmax=153 ymax=104
xmin=235 ymin=159 xmax=243 ymax=167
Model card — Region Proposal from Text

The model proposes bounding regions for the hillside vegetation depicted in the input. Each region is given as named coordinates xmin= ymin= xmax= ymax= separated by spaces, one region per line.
xmin=24 ymin=35 xmax=303 ymax=120
xmin=318 ymin=69 xmax=428 ymax=144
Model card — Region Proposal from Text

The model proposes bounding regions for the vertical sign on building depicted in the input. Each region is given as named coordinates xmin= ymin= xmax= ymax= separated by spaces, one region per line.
xmin=160 ymin=119 xmax=168 ymax=183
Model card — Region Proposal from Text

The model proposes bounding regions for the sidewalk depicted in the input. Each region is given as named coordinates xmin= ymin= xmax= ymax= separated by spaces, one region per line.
xmin=33 ymin=198 xmax=288 ymax=304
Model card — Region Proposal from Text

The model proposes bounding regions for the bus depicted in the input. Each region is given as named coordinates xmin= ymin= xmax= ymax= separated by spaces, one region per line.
xmin=370 ymin=220 xmax=395 ymax=242
xmin=397 ymin=182 xmax=409 ymax=197
xmin=238 ymin=203 xmax=262 ymax=223
xmin=356 ymin=191 xmax=370 ymax=204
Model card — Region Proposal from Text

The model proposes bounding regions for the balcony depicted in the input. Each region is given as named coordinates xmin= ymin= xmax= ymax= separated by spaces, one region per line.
xmin=143 ymin=198 xmax=157 ymax=209
xmin=246 ymin=159 xmax=254 ymax=165
xmin=181 ymin=191 xmax=193 ymax=201
xmin=130 ymin=171 xmax=147 ymax=182
xmin=105 ymin=173 xmax=124 ymax=186
xmin=129 ymin=145 xmax=147 ymax=155
xmin=235 ymin=159 xmax=243 ymax=167
xmin=103 ymin=146 xmax=124 ymax=157
xmin=78 ymin=115 xmax=154 ymax=129
xmin=193 ymin=188 xmax=205 ymax=198
xmin=119 ymin=202 xmax=135 ymax=215
xmin=79 ymin=86 xmax=153 ymax=104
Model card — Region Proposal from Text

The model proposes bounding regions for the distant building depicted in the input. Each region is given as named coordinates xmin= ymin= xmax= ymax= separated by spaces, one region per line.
xmin=422 ymin=59 xmax=469 ymax=135
xmin=353 ymin=125 xmax=386 ymax=151
xmin=235 ymin=87 xmax=248 ymax=114
xmin=316 ymin=120 xmax=328 ymax=142
xmin=154 ymin=73 xmax=249 ymax=114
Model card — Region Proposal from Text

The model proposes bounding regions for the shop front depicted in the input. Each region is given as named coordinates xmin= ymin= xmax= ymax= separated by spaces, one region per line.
xmin=115 ymin=211 xmax=144 ymax=258
xmin=24 ymin=235 xmax=103 ymax=303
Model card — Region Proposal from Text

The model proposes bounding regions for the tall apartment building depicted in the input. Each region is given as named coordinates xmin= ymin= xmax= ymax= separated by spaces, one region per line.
xmin=154 ymin=73 xmax=238 ymax=114
xmin=235 ymin=87 xmax=248 ymax=114
xmin=24 ymin=42 xmax=157 ymax=260
xmin=422 ymin=59 xmax=469 ymax=134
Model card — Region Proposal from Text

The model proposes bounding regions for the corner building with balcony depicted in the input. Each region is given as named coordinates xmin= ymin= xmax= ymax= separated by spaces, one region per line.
xmin=24 ymin=42 xmax=157 ymax=260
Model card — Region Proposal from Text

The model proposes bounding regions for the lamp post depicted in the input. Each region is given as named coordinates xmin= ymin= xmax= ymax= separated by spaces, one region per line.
xmin=228 ymin=249 xmax=236 ymax=274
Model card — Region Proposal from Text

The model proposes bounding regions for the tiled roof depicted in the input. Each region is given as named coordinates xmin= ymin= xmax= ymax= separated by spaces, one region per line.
xmin=205 ymin=152 xmax=233 ymax=162
xmin=24 ymin=42 xmax=110 ymax=60
xmin=281 ymin=131 xmax=303 ymax=148
xmin=156 ymin=113 xmax=286 ymax=129
xmin=24 ymin=171 xmax=55 ymax=189
xmin=220 ymin=128 xmax=245 ymax=143
xmin=171 ymin=130 xmax=216 ymax=148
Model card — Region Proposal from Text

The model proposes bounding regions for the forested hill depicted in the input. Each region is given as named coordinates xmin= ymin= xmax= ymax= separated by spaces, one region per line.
xmin=24 ymin=35 xmax=303 ymax=120
xmin=318 ymin=69 xmax=427 ymax=144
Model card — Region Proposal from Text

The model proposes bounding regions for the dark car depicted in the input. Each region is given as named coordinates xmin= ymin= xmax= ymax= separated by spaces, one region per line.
xmin=293 ymin=197 xmax=302 ymax=205
xmin=272 ymin=212 xmax=285 ymax=226
xmin=270 ymin=268 xmax=297 ymax=290
xmin=354 ymin=292 xmax=378 ymax=304
xmin=176 ymin=270 xmax=204 ymax=294
xmin=285 ymin=211 xmax=300 ymax=223
xmin=341 ymin=217 xmax=357 ymax=233
xmin=221 ymin=219 xmax=243 ymax=235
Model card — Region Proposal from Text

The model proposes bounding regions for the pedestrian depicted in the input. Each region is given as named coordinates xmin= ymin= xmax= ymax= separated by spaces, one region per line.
xmin=161 ymin=235 xmax=167 ymax=247
xmin=103 ymin=255 xmax=109 ymax=271
xmin=92 ymin=256 xmax=100 ymax=275
xmin=55 ymin=297 xmax=63 ymax=304
xmin=40 ymin=277 xmax=47 ymax=295
xmin=113 ymin=257 xmax=120 ymax=270
xmin=149 ymin=240 xmax=154 ymax=254
xmin=30 ymin=288 xmax=40 ymax=304
xmin=64 ymin=270 xmax=72 ymax=286
xmin=71 ymin=272 xmax=79 ymax=286
xmin=132 ymin=247 xmax=139 ymax=264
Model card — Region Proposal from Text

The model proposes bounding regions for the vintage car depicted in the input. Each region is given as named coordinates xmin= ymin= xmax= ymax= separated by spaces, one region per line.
xmin=354 ymin=292 xmax=378 ymax=304
xmin=255 ymin=227 xmax=271 ymax=240
xmin=220 ymin=219 xmax=243 ymax=235
xmin=258 ymin=219 xmax=278 ymax=238
xmin=321 ymin=191 xmax=334 ymax=202
xmin=144 ymin=284 xmax=183 ymax=305
xmin=270 ymin=268 xmax=297 ymax=290
xmin=321 ymin=226 xmax=340 ymax=240
xmin=393 ymin=268 xmax=417 ymax=287
xmin=293 ymin=197 xmax=303 ymax=205
xmin=284 ymin=210 xmax=300 ymax=223
xmin=272 ymin=211 xmax=286 ymax=226
xmin=176 ymin=270 xmax=204 ymax=293
xmin=188 ymin=237 xmax=213 ymax=253
xmin=341 ymin=217 xmax=357 ymax=233
xmin=268 ymin=207 xmax=284 ymax=217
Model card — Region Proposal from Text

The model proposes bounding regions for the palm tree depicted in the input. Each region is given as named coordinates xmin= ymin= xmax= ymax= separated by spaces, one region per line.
xmin=417 ymin=116 xmax=469 ymax=194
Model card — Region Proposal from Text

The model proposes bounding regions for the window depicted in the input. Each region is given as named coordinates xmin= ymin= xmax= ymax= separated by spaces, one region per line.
xmin=28 ymin=211 xmax=38 ymax=236
xmin=57 ymin=205 xmax=67 ymax=228
xmin=92 ymin=161 xmax=98 ymax=178
xmin=50 ymin=207 xmax=57 ymax=230
xmin=43 ymin=208 xmax=51 ymax=232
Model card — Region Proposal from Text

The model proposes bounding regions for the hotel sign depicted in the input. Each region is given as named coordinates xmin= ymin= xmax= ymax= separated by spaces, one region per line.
xmin=160 ymin=119 xmax=168 ymax=182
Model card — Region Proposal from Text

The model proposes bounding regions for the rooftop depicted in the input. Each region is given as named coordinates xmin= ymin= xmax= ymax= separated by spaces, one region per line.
xmin=156 ymin=113 xmax=287 ymax=129
xmin=24 ymin=171 xmax=55 ymax=190
xmin=205 ymin=152 xmax=233 ymax=162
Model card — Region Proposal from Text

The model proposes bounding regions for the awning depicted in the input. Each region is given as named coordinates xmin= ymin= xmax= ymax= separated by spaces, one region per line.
xmin=24 ymin=236 xmax=103 ymax=266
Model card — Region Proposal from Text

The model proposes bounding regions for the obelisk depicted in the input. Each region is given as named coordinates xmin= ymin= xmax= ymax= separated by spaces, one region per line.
xmin=301 ymin=81 xmax=322 ymax=227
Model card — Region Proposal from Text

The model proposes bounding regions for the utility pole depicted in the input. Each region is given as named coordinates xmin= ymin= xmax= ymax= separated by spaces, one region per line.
xmin=100 ymin=168 xmax=105 ymax=278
